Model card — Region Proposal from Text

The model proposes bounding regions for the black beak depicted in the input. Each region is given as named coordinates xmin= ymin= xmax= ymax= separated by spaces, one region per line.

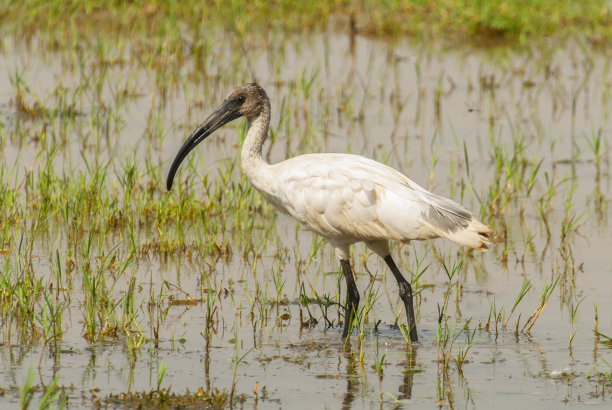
xmin=166 ymin=100 xmax=242 ymax=190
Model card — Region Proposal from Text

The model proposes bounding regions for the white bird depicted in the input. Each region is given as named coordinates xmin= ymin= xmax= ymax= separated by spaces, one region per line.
xmin=167 ymin=83 xmax=492 ymax=342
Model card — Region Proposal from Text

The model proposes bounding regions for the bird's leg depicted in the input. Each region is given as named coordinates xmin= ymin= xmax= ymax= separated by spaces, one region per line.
xmin=384 ymin=255 xmax=418 ymax=342
xmin=340 ymin=259 xmax=360 ymax=338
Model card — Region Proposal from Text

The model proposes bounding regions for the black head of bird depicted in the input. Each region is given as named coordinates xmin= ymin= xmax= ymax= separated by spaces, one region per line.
xmin=166 ymin=83 xmax=269 ymax=191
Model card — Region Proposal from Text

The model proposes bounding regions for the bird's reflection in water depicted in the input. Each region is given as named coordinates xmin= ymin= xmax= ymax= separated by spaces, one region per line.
xmin=340 ymin=343 xmax=419 ymax=409
xmin=341 ymin=346 xmax=359 ymax=410
xmin=398 ymin=347 xmax=417 ymax=401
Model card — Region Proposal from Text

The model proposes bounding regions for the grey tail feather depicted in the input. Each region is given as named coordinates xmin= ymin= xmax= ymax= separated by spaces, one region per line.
xmin=422 ymin=197 xmax=472 ymax=234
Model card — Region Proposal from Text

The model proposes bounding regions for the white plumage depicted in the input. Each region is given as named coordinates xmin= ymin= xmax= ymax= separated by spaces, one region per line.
xmin=265 ymin=154 xmax=489 ymax=252
xmin=167 ymin=83 xmax=492 ymax=342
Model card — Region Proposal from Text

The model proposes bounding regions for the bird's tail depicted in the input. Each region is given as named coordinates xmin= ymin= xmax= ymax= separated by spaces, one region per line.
xmin=445 ymin=217 xmax=492 ymax=251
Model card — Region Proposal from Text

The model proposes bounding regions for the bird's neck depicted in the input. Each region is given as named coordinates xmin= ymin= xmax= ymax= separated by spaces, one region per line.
xmin=241 ymin=104 xmax=271 ymax=186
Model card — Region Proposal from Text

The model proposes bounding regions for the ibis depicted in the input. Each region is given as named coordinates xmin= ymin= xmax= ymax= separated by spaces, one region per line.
xmin=166 ymin=83 xmax=492 ymax=342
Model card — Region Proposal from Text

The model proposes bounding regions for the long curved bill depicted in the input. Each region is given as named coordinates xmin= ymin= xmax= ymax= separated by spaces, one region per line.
xmin=166 ymin=100 xmax=241 ymax=190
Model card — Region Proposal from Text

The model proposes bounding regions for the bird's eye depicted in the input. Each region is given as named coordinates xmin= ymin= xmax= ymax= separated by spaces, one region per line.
xmin=236 ymin=95 xmax=246 ymax=104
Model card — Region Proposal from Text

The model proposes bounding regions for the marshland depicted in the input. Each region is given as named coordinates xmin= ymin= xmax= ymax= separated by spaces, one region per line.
xmin=1 ymin=1 xmax=612 ymax=408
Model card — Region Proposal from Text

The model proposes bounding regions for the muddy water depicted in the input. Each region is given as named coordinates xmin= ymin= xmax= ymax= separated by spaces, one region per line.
xmin=1 ymin=29 xmax=611 ymax=408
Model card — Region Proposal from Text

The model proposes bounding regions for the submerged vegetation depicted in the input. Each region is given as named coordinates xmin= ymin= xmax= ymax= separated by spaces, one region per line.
xmin=0 ymin=0 xmax=611 ymax=408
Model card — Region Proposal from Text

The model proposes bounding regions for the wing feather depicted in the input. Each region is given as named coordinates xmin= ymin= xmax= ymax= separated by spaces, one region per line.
xmin=265 ymin=153 xmax=489 ymax=248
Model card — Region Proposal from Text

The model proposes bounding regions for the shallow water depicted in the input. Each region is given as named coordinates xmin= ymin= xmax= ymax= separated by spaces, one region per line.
xmin=0 ymin=28 xmax=611 ymax=408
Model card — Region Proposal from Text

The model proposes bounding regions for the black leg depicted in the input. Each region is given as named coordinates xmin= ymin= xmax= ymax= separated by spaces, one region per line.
xmin=340 ymin=259 xmax=360 ymax=338
xmin=384 ymin=255 xmax=418 ymax=342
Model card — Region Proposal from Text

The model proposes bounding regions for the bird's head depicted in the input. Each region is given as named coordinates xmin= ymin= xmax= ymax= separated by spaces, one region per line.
xmin=166 ymin=83 xmax=269 ymax=190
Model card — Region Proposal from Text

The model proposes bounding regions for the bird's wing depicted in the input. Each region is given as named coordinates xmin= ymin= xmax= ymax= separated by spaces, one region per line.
xmin=270 ymin=154 xmax=474 ymax=243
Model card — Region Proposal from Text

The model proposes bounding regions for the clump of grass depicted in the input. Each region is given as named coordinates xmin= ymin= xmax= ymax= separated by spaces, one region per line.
xmin=587 ymin=359 xmax=612 ymax=397
xmin=19 ymin=366 xmax=67 ymax=409
xmin=355 ymin=279 xmax=383 ymax=358
xmin=455 ymin=321 xmax=477 ymax=369
xmin=373 ymin=333 xmax=386 ymax=403
xmin=433 ymin=257 xmax=479 ymax=370
xmin=521 ymin=275 xmax=560 ymax=333
xmin=483 ymin=298 xmax=500 ymax=335
xmin=229 ymin=329 xmax=253 ymax=407
xmin=105 ymin=387 xmax=231 ymax=409
xmin=568 ymin=297 xmax=585 ymax=350
xmin=503 ymin=279 xmax=532 ymax=330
